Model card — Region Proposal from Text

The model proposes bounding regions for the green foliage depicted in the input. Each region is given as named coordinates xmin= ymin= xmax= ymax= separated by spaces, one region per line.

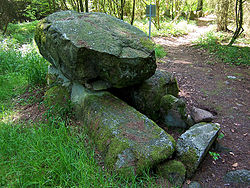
xmin=196 ymin=32 xmax=250 ymax=66
xmin=135 ymin=19 xmax=191 ymax=37
xmin=0 ymin=34 xmax=48 ymax=105
xmin=218 ymin=132 xmax=225 ymax=139
xmin=209 ymin=151 xmax=220 ymax=161
xmin=155 ymin=44 xmax=167 ymax=58
xmin=0 ymin=122 xmax=113 ymax=187
xmin=5 ymin=21 xmax=39 ymax=44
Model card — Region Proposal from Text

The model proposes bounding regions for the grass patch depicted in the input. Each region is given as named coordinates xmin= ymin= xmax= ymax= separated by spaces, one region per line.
xmin=135 ymin=19 xmax=195 ymax=37
xmin=0 ymin=121 xmax=117 ymax=187
xmin=5 ymin=21 xmax=39 ymax=44
xmin=196 ymin=32 xmax=250 ymax=66
xmin=0 ymin=37 xmax=48 ymax=104
xmin=155 ymin=44 xmax=167 ymax=58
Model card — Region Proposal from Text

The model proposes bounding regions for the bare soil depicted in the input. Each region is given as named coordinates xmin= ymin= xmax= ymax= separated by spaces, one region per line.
xmin=153 ymin=24 xmax=250 ymax=187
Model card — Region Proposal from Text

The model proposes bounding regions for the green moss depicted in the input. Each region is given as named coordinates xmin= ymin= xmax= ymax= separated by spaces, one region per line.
xmin=179 ymin=147 xmax=199 ymax=178
xmin=160 ymin=95 xmax=178 ymax=114
xmin=157 ymin=160 xmax=186 ymax=176
xmin=156 ymin=160 xmax=186 ymax=187
xmin=35 ymin=19 xmax=50 ymax=46
xmin=104 ymin=138 xmax=132 ymax=172
xmin=44 ymin=85 xmax=70 ymax=108
xmin=140 ymin=38 xmax=155 ymax=51
xmin=46 ymin=72 xmax=57 ymax=87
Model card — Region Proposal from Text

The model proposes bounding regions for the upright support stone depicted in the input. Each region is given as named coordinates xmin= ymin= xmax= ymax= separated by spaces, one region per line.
xmin=176 ymin=123 xmax=221 ymax=178
xmin=71 ymin=83 xmax=176 ymax=177
xmin=111 ymin=70 xmax=179 ymax=121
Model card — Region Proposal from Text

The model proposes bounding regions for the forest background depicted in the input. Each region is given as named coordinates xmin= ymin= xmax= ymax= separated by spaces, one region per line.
xmin=1 ymin=0 xmax=250 ymax=42
xmin=0 ymin=0 xmax=249 ymax=187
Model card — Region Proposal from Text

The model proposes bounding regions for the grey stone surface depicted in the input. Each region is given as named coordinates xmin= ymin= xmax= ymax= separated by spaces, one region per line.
xmin=224 ymin=169 xmax=250 ymax=185
xmin=191 ymin=107 xmax=215 ymax=123
xmin=176 ymin=122 xmax=220 ymax=178
xmin=188 ymin=181 xmax=202 ymax=188
xmin=160 ymin=94 xmax=189 ymax=129
xmin=71 ymin=83 xmax=176 ymax=177
xmin=35 ymin=11 xmax=156 ymax=89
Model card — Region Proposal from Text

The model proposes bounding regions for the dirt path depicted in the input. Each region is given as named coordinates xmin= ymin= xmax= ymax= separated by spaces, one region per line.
xmin=153 ymin=25 xmax=250 ymax=187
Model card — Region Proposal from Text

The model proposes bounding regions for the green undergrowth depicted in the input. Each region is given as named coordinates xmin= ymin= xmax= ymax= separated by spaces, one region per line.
xmin=196 ymin=32 xmax=250 ymax=66
xmin=155 ymin=44 xmax=167 ymax=58
xmin=4 ymin=21 xmax=39 ymax=44
xmin=135 ymin=19 xmax=195 ymax=37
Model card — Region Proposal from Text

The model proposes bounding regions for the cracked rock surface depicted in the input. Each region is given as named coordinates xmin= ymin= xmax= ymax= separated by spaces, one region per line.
xmin=35 ymin=11 xmax=156 ymax=89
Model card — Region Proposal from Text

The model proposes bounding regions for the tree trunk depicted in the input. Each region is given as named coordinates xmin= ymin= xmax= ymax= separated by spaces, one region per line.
xmin=156 ymin=0 xmax=160 ymax=29
xmin=3 ymin=22 xmax=9 ymax=35
xmin=228 ymin=0 xmax=244 ymax=45
xmin=52 ymin=0 xmax=56 ymax=12
xmin=197 ymin=0 xmax=203 ymax=11
xmin=79 ymin=0 xmax=84 ymax=12
xmin=120 ymin=0 xmax=125 ymax=20
xmin=130 ymin=0 xmax=135 ymax=25
xmin=85 ymin=0 xmax=88 ymax=12
xmin=60 ymin=0 xmax=69 ymax=10
xmin=216 ymin=0 xmax=229 ymax=31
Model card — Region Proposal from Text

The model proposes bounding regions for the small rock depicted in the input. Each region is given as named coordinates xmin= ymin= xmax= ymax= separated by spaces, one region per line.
xmin=156 ymin=160 xmax=186 ymax=187
xmin=227 ymin=76 xmax=237 ymax=79
xmin=191 ymin=107 xmax=215 ymax=123
xmin=187 ymin=181 xmax=202 ymax=188
xmin=224 ymin=169 xmax=250 ymax=185
xmin=160 ymin=95 xmax=190 ymax=129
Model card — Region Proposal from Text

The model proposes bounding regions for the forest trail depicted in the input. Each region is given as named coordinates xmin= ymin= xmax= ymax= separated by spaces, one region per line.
xmin=153 ymin=18 xmax=250 ymax=187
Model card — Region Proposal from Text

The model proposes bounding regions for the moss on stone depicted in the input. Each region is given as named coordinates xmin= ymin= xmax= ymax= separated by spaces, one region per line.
xmin=140 ymin=38 xmax=155 ymax=51
xmin=46 ymin=72 xmax=57 ymax=87
xmin=44 ymin=85 xmax=70 ymax=108
xmin=179 ymin=147 xmax=199 ymax=178
xmin=156 ymin=160 xmax=186 ymax=187
xmin=104 ymin=137 xmax=135 ymax=176
xmin=160 ymin=95 xmax=178 ymax=114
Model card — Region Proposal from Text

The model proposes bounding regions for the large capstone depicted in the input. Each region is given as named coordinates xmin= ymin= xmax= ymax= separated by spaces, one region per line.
xmin=71 ymin=83 xmax=176 ymax=177
xmin=176 ymin=122 xmax=220 ymax=178
xmin=35 ymin=11 xmax=156 ymax=89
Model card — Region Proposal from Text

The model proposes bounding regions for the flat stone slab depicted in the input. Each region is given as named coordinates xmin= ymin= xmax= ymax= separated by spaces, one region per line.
xmin=71 ymin=83 xmax=176 ymax=177
xmin=35 ymin=11 xmax=156 ymax=89
xmin=176 ymin=122 xmax=220 ymax=178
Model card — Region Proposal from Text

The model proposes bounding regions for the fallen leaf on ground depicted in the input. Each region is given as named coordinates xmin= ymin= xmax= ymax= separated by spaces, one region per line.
xmin=232 ymin=163 xmax=238 ymax=167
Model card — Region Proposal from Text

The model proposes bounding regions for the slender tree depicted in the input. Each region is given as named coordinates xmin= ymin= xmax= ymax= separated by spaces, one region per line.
xmin=85 ymin=0 xmax=88 ymax=12
xmin=79 ymin=0 xmax=84 ymax=12
xmin=130 ymin=0 xmax=135 ymax=25
xmin=229 ymin=0 xmax=244 ymax=45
